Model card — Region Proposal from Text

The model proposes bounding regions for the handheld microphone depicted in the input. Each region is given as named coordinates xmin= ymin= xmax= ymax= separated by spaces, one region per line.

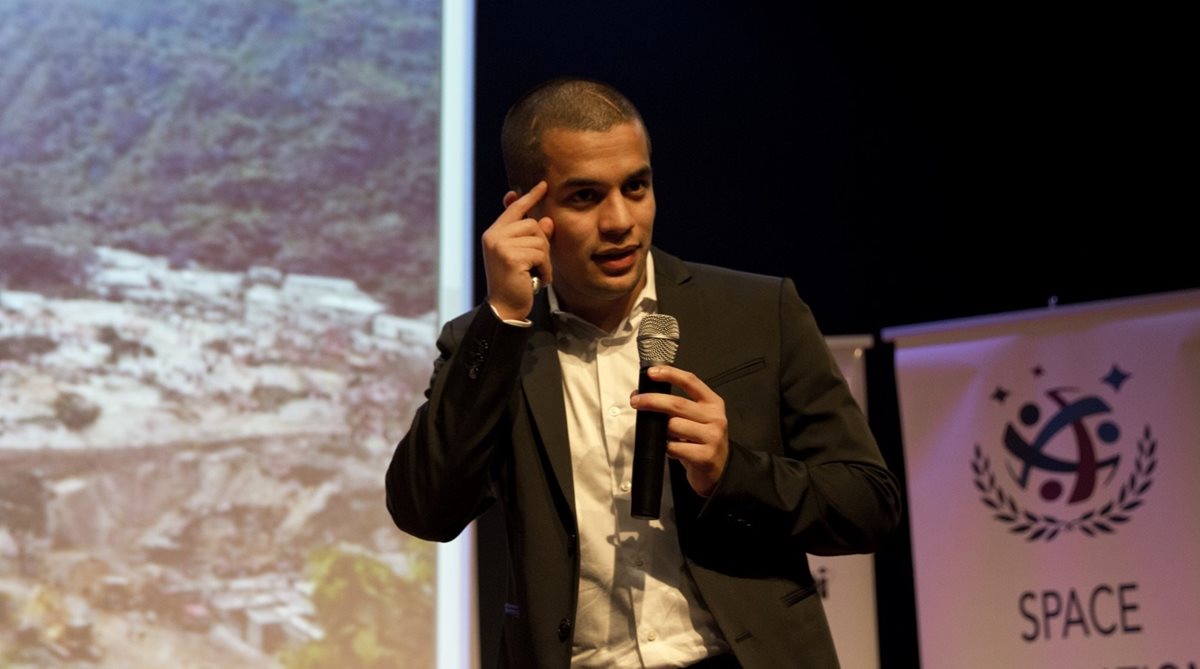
xmin=631 ymin=313 xmax=680 ymax=519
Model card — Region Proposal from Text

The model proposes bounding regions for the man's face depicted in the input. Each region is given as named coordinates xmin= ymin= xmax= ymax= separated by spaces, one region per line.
xmin=536 ymin=121 xmax=655 ymax=327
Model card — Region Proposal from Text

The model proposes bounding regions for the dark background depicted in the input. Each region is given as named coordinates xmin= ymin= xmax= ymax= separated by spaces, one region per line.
xmin=470 ymin=3 xmax=1194 ymax=666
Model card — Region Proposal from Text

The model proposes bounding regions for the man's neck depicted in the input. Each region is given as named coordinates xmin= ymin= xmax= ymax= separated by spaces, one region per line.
xmin=559 ymin=294 xmax=638 ymax=334
xmin=549 ymin=252 xmax=656 ymax=334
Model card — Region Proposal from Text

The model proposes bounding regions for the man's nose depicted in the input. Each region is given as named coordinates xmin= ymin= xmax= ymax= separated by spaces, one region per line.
xmin=598 ymin=193 xmax=634 ymax=236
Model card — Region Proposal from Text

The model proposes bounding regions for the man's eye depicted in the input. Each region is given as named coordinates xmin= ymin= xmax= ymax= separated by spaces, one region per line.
xmin=624 ymin=180 xmax=649 ymax=195
xmin=568 ymin=190 xmax=597 ymax=203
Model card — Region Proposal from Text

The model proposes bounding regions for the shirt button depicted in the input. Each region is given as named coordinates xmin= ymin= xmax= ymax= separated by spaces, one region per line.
xmin=620 ymin=482 xmax=631 ymax=492
xmin=646 ymin=630 xmax=657 ymax=641
xmin=608 ymin=405 xmax=620 ymax=416
xmin=634 ymin=557 xmax=645 ymax=567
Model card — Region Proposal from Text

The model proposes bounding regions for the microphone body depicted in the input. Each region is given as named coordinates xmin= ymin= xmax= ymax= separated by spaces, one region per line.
xmin=630 ymin=313 xmax=680 ymax=520
xmin=631 ymin=367 xmax=671 ymax=519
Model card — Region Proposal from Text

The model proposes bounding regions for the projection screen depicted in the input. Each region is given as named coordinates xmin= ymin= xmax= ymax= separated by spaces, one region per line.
xmin=0 ymin=1 xmax=474 ymax=667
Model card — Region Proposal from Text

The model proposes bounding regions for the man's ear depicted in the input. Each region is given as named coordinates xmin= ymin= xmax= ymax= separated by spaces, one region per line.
xmin=502 ymin=190 xmax=520 ymax=208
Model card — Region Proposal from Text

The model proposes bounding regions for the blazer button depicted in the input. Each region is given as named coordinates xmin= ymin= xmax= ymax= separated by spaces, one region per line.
xmin=557 ymin=618 xmax=571 ymax=641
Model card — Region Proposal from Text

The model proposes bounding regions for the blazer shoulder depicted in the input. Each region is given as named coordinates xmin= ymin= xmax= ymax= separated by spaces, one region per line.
xmin=679 ymin=259 xmax=796 ymax=310
xmin=683 ymin=260 xmax=784 ymax=287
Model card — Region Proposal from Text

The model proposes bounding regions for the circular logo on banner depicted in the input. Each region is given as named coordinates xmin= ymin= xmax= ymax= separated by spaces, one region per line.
xmin=972 ymin=364 xmax=1156 ymax=542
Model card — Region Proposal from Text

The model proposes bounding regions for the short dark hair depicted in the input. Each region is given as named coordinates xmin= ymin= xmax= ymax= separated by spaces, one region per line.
xmin=500 ymin=77 xmax=650 ymax=192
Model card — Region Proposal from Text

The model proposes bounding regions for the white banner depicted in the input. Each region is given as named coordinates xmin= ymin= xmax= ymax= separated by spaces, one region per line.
xmin=811 ymin=335 xmax=879 ymax=669
xmin=886 ymin=290 xmax=1200 ymax=669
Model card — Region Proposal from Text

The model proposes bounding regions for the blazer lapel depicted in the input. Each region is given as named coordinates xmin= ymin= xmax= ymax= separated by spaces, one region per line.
xmin=652 ymin=249 xmax=719 ymax=524
xmin=520 ymin=293 xmax=576 ymax=515
xmin=652 ymin=248 xmax=706 ymax=376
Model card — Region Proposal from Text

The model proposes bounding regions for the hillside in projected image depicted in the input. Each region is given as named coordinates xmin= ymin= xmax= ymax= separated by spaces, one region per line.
xmin=0 ymin=1 xmax=441 ymax=667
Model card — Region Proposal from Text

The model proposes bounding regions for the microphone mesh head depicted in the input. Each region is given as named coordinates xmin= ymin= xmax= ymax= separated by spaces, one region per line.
xmin=637 ymin=313 xmax=680 ymax=365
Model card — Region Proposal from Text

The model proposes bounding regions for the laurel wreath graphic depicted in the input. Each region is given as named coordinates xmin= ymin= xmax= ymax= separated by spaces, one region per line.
xmin=972 ymin=425 xmax=1156 ymax=542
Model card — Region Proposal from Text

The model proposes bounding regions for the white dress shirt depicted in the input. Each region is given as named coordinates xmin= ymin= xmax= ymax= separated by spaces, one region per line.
xmin=546 ymin=254 xmax=730 ymax=668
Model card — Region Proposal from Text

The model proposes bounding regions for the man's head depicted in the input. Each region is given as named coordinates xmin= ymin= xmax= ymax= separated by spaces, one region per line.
xmin=499 ymin=78 xmax=655 ymax=331
xmin=501 ymin=77 xmax=650 ymax=193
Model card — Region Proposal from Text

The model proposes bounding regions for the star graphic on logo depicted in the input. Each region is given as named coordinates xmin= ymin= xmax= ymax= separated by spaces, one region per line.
xmin=1102 ymin=365 xmax=1131 ymax=391
xmin=991 ymin=386 xmax=1010 ymax=403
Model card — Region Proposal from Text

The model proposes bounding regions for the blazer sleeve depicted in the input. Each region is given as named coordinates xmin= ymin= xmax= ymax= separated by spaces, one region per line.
xmin=697 ymin=278 xmax=902 ymax=556
xmin=385 ymin=305 xmax=532 ymax=542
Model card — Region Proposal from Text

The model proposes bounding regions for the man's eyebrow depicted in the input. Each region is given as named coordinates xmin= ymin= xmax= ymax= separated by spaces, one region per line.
xmin=626 ymin=166 xmax=653 ymax=181
xmin=558 ymin=166 xmax=653 ymax=190
xmin=558 ymin=176 xmax=602 ymax=190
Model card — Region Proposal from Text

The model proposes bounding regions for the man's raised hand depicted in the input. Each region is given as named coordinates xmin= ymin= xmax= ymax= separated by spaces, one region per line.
xmin=482 ymin=181 xmax=555 ymax=321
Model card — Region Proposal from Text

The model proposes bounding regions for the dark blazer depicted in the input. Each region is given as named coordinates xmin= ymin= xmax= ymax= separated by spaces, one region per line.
xmin=387 ymin=249 xmax=902 ymax=668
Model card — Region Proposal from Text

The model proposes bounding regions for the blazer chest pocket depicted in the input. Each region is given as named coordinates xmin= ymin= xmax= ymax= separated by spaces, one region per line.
xmin=781 ymin=583 xmax=818 ymax=607
xmin=707 ymin=357 xmax=774 ymax=450
xmin=705 ymin=357 xmax=766 ymax=389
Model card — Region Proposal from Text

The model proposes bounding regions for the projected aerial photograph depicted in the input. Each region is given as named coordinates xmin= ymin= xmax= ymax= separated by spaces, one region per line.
xmin=0 ymin=1 xmax=440 ymax=666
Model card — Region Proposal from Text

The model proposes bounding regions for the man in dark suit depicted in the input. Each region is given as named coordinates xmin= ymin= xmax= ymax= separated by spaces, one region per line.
xmin=386 ymin=77 xmax=901 ymax=668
